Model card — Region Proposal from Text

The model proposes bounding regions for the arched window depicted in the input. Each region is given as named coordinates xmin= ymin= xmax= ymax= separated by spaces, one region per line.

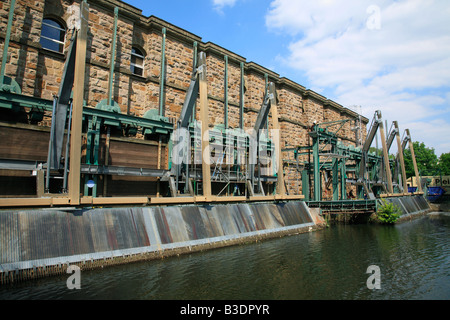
xmin=40 ymin=18 xmax=66 ymax=53
xmin=131 ymin=47 xmax=144 ymax=76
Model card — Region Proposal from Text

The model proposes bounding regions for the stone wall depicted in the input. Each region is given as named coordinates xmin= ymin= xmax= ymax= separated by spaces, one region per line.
xmin=0 ymin=0 xmax=368 ymax=195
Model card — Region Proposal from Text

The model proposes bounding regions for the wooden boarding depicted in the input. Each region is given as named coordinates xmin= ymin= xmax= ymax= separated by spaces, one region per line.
xmin=0 ymin=193 xmax=306 ymax=208
xmin=249 ymin=195 xmax=275 ymax=202
xmin=150 ymin=196 xmax=197 ymax=204
xmin=379 ymin=193 xmax=418 ymax=198
xmin=0 ymin=197 xmax=70 ymax=207
xmin=0 ymin=125 xmax=49 ymax=161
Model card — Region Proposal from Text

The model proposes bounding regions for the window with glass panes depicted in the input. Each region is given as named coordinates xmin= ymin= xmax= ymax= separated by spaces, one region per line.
xmin=131 ymin=47 xmax=144 ymax=76
xmin=40 ymin=18 xmax=66 ymax=53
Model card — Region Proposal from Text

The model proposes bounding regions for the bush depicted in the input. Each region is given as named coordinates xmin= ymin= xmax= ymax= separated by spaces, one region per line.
xmin=376 ymin=199 xmax=402 ymax=224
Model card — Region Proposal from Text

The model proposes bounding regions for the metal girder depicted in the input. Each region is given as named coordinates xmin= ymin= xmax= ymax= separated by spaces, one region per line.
xmin=81 ymin=164 xmax=169 ymax=179
xmin=47 ymin=30 xmax=78 ymax=170
xmin=248 ymin=82 xmax=278 ymax=196
xmin=405 ymin=129 xmax=422 ymax=193
xmin=253 ymin=82 xmax=276 ymax=136
xmin=362 ymin=110 xmax=382 ymax=152
xmin=357 ymin=110 xmax=383 ymax=199
xmin=170 ymin=51 xmax=205 ymax=187
xmin=68 ymin=0 xmax=89 ymax=205
xmin=386 ymin=122 xmax=398 ymax=152
xmin=0 ymin=88 xmax=174 ymax=133
xmin=0 ymin=159 xmax=169 ymax=180
xmin=393 ymin=121 xmax=408 ymax=193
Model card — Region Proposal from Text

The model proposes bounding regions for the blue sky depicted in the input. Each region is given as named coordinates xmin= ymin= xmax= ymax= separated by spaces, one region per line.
xmin=124 ymin=0 xmax=450 ymax=157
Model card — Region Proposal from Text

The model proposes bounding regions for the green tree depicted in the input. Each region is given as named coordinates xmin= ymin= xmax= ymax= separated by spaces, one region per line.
xmin=438 ymin=152 xmax=450 ymax=175
xmin=403 ymin=141 xmax=438 ymax=178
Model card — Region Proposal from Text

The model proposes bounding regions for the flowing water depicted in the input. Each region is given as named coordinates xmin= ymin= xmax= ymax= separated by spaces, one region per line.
xmin=0 ymin=212 xmax=449 ymax=300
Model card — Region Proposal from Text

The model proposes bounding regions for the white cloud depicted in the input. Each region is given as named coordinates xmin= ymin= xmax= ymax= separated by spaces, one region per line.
xmin=266 ymin=0 xmax=450 ymax=156
xmin=213 ymin=0 xmax=238 ymax=13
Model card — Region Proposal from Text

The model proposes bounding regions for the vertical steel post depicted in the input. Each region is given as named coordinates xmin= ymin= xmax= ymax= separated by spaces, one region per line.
xmin=312 ymin=130 xmax=320 ymax=201
xmin=191 ymin=41 xmax=197 ymax=122
xmin=198 ymin=52 xmax=212 ymax=199
xmin=224 ymin=55 xmax=228 ymax=129
xmin=107 ymin=7 xmax=119 ymax=106
xmin=62 ymin=101 xmax=73 ymax=193
xmin=394 ymin=121 xmax=408 ymax=194
xmin=332 ymin=154 xmax=339 ymax=200
xmin=264 ymin=73 xmax=269 ymax=139
xmin=301 ymin=168 xmax=309 ymax=201
xmin=269 ymin=83 xmax=285 ymax=197
xmin=0 ymin=0 xmax=15 ymax=85
xmin=340 ymin=157 xmax=347 ymax=200
xmin=378 ymin=113 xmax=394 ymax=194
xmin=159 ymin=27 xmax=166 ymax=117
xmin=45 ymin=96 xmax=58 ymax=193
xmin=406 ymin=129 xmax=422 ymax=193
xmin=239 ymin=62 xmax=244 ymax=129
xmin=68 ymin=0 xmax=89 ymax=205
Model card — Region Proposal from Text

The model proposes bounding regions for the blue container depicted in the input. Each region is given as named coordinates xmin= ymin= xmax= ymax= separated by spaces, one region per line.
xmin=427 ymin=186 xmax=446 ymax=202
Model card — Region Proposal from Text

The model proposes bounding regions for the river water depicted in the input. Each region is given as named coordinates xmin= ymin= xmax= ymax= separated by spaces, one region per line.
xmin=0 ymin=212 xmax=449 ymax=300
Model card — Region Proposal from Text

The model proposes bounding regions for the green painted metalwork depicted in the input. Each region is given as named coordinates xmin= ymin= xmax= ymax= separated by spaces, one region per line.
xmin=96 ymin=99 xmax=121 ymax=114
xmin=0 ymin=0 xmax=15 ymax=85
xmin=302 ymin=120 xmax=387 ymax=201
xmin=224 ymin=55 xmax=228 ymax=129
xmin=301 ymin=169 xmax=309 ymax=201
xmin=84 ymin=117 xmax=101 ymax=197
xmin=306 ymin=199 xmax=377 ymax=211
xmin=312 ymin=130 xmax=320 ymax=201
xmin=0 ymin=0 xmax=21 ymax=94
xmin=191 ymin=41 xmax=197 ymax=122
xmin=107 ymin=7 xmax=119 ymax=107
xmin=0 ymin=91 xmax=173 ymax=134
xmin=239 ymin=62 xmax=244 ymax=129
xmin=340 ymin=152 xmax=347 ymax=200
xmin=159 ymin=27 xmax=166 ymax=117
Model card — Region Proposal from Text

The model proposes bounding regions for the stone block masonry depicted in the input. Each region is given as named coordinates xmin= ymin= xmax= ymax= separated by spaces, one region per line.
xmin=0 ymin=0 xmax=368 ymax=195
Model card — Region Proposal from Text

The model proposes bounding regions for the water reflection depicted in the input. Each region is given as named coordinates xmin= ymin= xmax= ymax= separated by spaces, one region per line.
xmin=0 ymin=213 xmax=449 ymax=300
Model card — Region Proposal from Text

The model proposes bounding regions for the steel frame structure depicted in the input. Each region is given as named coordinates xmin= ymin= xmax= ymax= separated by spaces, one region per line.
xmin=0 ymin=1 xmax=421 ymax=208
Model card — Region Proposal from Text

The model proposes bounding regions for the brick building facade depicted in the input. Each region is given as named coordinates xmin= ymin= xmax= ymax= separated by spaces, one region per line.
xmin=0 ymin=0 xmax=368 ymax=197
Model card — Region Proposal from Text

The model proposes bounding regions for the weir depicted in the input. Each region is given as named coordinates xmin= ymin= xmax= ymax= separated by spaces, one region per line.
xmin=380 ymin=194 xmax=431 ymax=221
xmin=0 ymin=0 xmax=434 ymax=285
xmin=0 ymin=201 xmax=323 ymax=284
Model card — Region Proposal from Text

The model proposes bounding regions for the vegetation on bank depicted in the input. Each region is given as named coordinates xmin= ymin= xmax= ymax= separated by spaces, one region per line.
xmin=374 ymin=199 xmax=402 ymax=224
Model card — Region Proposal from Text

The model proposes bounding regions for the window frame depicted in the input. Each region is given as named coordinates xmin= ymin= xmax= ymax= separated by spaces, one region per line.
xmin=40 ymin=18 xmax=67 ymax=53
xmin=130 ymin=47 xmax=145 ymax=77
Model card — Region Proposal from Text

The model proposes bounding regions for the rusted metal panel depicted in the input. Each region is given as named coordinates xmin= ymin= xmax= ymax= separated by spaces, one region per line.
xmin=200 ymin=206 xmax=225 ymax=238
xmin=0 ymin=201 xmax=318 ymax=282
xmin=399 ymin=197 xmax=419 ymax=214
xmin=181 ymin=206 xmax=209 ymax=241
xmin=413 ymin=195 xmax=429 ymax=211
xmin=212 ymin=205 xmax=239 ymax=236
xmin=153 ymin=207 xmax=173 ymax=244
xmin=162 ymin=207 xmax=190 ymax=243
